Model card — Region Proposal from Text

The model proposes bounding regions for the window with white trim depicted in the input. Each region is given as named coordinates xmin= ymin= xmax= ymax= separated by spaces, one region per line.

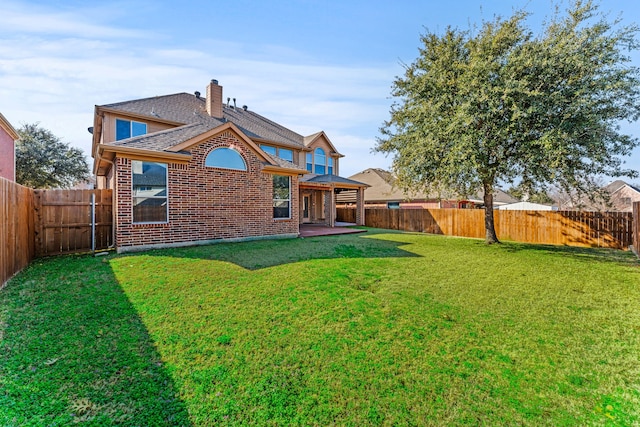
xmin=306 ymin=153 xmax=312 ymax=172
xmin=314 ymin=148 xmax=326 ymax=174
xmin=205 ymin=147 xmax=247 ymax=171
xmin=132 ymin=161 xmax=167 ymax=223
xmin=116 ymin=119 xmax=147 ymax=141
xmin=260 ymin=144 xmax=294 ymax=163
xmin=273 ymin=175 xmax=291 ymax=219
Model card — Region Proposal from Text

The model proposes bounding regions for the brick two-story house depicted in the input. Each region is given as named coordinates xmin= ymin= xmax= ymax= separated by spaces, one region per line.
xmin=0 ymin=112 xmax=18 ymax=182
xmin=92 ymin=79 xmax=367 ymax=252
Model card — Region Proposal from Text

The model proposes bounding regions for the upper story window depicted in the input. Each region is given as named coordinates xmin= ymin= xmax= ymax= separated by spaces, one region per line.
xmin=205 ymin=147 xmax=247 ymax=171
xmin=306 ymin=148 xmax=335 ymax=174
xmin=306 ymin=153 xmax=312 ymax=172
xmin=260 ymin=144 xmax=277 ymax=157
xmin=116 ymin=119 xmax=147 ymax=141
xmin=314 ymin=148 xmax=326 ymax=174
xmin=132 ymin=161 xmax=167 ymax=223
xmin=278 ymin=148 xmax=293 ymax=162
xmin=260 ymin=144 xmax=294 ymax=163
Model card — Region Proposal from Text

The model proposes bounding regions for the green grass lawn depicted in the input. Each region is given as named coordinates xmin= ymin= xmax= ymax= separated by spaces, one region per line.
xmin=1 ymin=229 xmax=639 ymax=426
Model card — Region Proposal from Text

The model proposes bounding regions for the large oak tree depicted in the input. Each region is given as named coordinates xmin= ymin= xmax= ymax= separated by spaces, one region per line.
xmin=16 ymin=123 xmax=90 ymax=189
xmin=376 ymin=1 xmax=640 ymax=243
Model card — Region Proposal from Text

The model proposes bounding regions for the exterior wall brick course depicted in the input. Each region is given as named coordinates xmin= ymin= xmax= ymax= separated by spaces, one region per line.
xmin=114 ymin=132 xmax=299 ymax=250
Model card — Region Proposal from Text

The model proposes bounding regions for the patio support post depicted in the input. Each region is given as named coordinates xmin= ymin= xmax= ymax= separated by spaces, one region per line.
xmin=324 ymin=190 xmax=335 ymax=227
xmin=330 ymin=189 xmax=336 ymax=227
xmin=356 ymin=187 xmax=365 ymax=226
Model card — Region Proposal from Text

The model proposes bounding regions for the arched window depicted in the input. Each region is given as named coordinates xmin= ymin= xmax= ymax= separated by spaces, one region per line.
xmin=205 ymin=147 xmax=246 ymax=171
xmin=314 ymin=148 xmax=326 ymax=174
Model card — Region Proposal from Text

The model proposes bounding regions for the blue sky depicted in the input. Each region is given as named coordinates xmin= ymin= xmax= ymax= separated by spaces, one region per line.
xmin=1 ymin=0 xmax=639 ymax=180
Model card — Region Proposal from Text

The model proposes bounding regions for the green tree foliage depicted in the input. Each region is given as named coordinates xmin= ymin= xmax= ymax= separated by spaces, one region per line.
xmin=376 ymin=1 xmax=640 ymax=243
xmin=16 ymin=123 xmax=90 ymax=189
xmin=506 ymin=182 xmax=555 ymax=205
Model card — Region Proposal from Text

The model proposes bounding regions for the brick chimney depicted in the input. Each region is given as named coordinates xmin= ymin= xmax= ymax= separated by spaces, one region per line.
xmin=206 ymin=79 xmax=223 ymax=118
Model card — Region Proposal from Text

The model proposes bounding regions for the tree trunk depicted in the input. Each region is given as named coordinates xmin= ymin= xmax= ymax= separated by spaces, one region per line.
xmin=483 ymin=181 xmax=500 ymax=244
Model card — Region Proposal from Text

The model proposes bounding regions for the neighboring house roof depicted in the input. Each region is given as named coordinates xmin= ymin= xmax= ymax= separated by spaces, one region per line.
xmin=0 ymin=112 xmax=19 ymax=140
xmin=602 ymin=179 xmax=640 ymax=212
xmin=555 ymin=180 xmax=640 ymax=212
xmin=348 ymin=168 xmax=434 ymax=202
xmin=604 ymin=179 xmax=640 ymax=195
xmin=467 ymin=188 xmax=518 ymax=206
xmin=346 ymin=168 xmax=517 ymax=205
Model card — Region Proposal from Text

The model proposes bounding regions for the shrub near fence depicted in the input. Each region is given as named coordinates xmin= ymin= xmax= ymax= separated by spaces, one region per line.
xmin=338 ymin=207 xmax=634 ymax=250
xmin=0 ymin=178 xmax=35 ymax=288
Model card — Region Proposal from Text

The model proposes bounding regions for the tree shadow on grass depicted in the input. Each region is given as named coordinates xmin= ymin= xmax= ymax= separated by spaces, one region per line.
xmin=494 ymin=240 xmax=639 ymax=268
xmin=0 ymin=255 xmax=193 ymax=426
xmin=137 ymin=227 xmax=421 ymax=271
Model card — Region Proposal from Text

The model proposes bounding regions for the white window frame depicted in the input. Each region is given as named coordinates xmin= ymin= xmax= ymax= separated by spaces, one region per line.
xmin=131 ymin=160 xmax=169 ymax=224
xmin=273 ymin=175 xmax=291 ymax=219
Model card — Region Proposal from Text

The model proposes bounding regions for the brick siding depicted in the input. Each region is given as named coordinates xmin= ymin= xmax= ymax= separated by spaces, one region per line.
xmin=0 ymin=128 xmax=15 ymax=181
xmin=114 ymin=131 xmax=299 ymax=250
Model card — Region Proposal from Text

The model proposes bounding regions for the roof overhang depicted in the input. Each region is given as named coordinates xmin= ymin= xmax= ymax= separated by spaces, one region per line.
xmin=94 ymin=144 xmax=191 ymax=176
xmin=250 ymin=136 xmax=304 ymax=151
xmin=0 ymin=112 xmax=19 ymax=140
xmin=304 ymin=131 xmax=344 ymax=157
xmin=262 ymin=164 xmax=307 ymax=175
xmin=96 ymin=106 xmax=186 ymax=127
xmin=300 ymin=179 xmax=368 ymax=191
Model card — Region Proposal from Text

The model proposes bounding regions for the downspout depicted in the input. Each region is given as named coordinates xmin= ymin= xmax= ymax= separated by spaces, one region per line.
xmin=97 ymin=154 xmax=117 ymax=250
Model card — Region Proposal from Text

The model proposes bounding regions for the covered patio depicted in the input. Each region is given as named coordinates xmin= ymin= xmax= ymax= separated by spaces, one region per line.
xmin=298 ymin=174 xmax=368 ymax=228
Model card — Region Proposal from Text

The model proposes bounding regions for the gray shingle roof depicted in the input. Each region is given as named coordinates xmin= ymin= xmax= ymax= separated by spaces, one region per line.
xmin=101 ymin=92 xmax=306 ymax=151
xmin=262 ymin=152 xmax=308 ymax=172
xmin=301 ymin=174 xmax=368 ymax=187
xmin=111 ymin=122 xmax=211 ymax=151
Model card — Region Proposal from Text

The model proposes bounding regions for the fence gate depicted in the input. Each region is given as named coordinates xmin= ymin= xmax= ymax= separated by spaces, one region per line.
xmin=34 ymin=189 xmax=113 ymax=257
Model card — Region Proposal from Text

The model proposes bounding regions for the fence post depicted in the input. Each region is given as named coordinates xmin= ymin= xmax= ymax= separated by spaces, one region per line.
xmin=631 ymin=202 xmax=640 ymax=257
xmin=91 ymin=192 xmax=96 ymax=254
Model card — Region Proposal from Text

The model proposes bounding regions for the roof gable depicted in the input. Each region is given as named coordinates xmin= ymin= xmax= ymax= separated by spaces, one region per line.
xmin=303 ymin=131 xmax=342 ymax=157
xmin=0 ymin=112 xmax=19 ymax=140
xmin=167 ymin=122 xmax=273 ymax=164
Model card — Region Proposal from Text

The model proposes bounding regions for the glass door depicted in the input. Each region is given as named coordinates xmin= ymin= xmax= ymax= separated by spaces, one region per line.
xmin=302 ymin=194 xmax=310 ymax=222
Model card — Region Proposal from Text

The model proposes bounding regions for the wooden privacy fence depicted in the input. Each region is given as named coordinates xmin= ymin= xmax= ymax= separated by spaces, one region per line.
xmin=34 ymin=189 xmax=113 ymax=257
xmin=2 ymin=185 xmax=113 ymax=287
xmin=338 ymin=207 xmax=634 ymax=250
xmin=1 ymin=178 xmax=35 ymax=287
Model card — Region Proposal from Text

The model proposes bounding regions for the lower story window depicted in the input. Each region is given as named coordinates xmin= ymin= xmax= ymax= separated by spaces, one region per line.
xmin=273 ymin=175 xmax=291 ymax=219
xmin=132 ymin=160 xmax=168 ymax=223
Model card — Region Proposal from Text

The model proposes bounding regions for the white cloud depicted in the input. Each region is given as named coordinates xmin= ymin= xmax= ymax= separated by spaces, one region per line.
xmin=0 ymin=1 xmax=148 ymax=38
xmin=0 ymin=4 xmax=400 ymax=174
